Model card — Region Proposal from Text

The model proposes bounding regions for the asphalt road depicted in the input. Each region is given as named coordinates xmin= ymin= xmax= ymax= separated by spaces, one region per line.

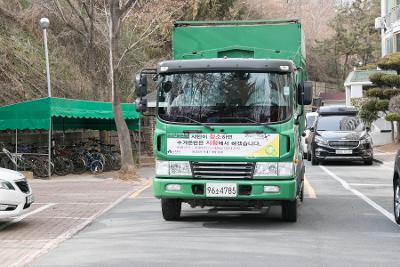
xmin=31 ymin=161 xmax=400 ymax=267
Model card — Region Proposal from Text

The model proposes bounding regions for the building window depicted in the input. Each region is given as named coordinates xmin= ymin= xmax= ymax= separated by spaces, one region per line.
xmin=396 ymin=34 xmax=400 ymax=52
xmin=386 ymin=37 xmax=394 ymax=53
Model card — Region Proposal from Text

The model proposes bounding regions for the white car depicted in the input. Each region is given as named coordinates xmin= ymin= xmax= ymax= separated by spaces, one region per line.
xmin=301 ymin=112 xmax=318 ymax=158
xmin=0 ymin=168 xmax=33 ymax=219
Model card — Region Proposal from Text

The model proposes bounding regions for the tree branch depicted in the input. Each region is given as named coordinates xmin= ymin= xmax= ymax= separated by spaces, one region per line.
xmin=65 ymin=0 xmax=89 ymax=33
xmin=54 ymin=0 xmax=87 ymax=37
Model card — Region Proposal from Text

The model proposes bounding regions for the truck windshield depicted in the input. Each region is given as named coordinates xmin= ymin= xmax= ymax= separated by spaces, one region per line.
xmin=157 ymin=72 xmax=293 ymax=124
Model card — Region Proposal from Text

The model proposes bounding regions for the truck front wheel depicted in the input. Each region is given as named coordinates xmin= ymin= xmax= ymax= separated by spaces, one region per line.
xmin=282 ymin=200 xmax=297 ymax=222
xmin=161 ymin=198 xmax=181 ymax=221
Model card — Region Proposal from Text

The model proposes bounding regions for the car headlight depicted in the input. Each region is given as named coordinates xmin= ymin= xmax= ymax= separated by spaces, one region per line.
xmin=0 ymin=179 xmax=15 ymax=190
xmin=360 ymin=136 xmax=372 ymax=145
xmin=156 ymin=160 xmax=191 ymax=176
xmin=254 ymin=162 xmax=293 ymax=177
xmin=315 ymin=136 xmax=328 ymax=146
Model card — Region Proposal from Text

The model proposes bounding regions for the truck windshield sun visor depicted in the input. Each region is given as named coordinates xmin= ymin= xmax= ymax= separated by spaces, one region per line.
xmin=157 ymin=71 xmax=293 ymax=124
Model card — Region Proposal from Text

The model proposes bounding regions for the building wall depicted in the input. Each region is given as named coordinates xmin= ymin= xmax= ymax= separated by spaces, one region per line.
xmin=382 ymin=0 xmax=400 ymax=56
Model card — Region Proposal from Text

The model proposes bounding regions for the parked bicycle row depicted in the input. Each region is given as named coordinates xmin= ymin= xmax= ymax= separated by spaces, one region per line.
xmin=0 ymin=138 xmax=121 ymax=177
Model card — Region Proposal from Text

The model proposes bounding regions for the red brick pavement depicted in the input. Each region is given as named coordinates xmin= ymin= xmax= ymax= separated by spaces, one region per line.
xmin=0 ymin=172 xmax=151 ymax=267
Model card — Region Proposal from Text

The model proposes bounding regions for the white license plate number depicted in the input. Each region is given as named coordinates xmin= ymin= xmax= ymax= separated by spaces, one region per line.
xmin=26 ymin=194 xmax=34 ymax=204
xmin=336 ymin=150 xmax=352 ymax=155
xmin=206 ymin=183 xmax=237 ymax=197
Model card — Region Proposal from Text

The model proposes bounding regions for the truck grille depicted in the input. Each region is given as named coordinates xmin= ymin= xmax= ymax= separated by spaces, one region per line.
xmin=15 ymin=180 xmax=30 ymax=193
xmin=191 ymin=162 xmax=255 ymax=179
xmin=328 ymin=140 xmax=359 ymax=149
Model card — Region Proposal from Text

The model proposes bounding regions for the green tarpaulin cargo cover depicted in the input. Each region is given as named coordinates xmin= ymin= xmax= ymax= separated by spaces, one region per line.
xmin=0 ymin=97 xmax=140 ymax=131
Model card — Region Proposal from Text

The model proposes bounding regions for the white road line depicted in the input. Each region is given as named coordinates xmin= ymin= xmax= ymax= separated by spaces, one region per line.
xmin=32 ymin=202 xmax=109 ymax=205
xmin=319 ymin=165 xmax=397 ymax=225
xmin=349 ymin=183 xmax=392 ymax=187
xmin=0 ymin=203 xmax=56 ymax=231
xmin=304 ymin=176 xmax=317 ymax=199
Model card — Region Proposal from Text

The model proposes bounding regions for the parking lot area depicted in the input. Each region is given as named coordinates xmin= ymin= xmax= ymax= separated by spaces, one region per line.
xmin=0 ymin=170 xmax=151 ymax=267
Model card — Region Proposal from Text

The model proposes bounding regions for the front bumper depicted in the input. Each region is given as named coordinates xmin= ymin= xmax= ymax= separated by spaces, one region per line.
xmin=314 ymin=143 xmax=373 ymax=161
xmin=153 ymin=177 xmax=296 ymax=201
xmin=0 ymin=180 xmax=33 ymax=219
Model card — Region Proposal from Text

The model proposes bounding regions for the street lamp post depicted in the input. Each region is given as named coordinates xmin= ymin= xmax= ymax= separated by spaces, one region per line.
xmin=40 ymin=17 xmax=52 ymax=178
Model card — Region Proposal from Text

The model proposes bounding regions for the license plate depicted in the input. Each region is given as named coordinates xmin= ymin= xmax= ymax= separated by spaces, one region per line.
xmin=26 ymin=194 xmax=34 ymax=205
xmin=206 ymin=183 xmax=237 ymax=197
xmin=336 ymin=150 xmax=352 ymax=155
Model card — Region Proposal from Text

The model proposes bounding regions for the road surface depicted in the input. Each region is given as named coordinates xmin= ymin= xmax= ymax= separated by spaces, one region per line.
xmin=31 ymin=161 xmax=400 ymax=267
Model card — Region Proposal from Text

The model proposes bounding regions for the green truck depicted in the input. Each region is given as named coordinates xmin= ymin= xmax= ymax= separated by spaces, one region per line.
xmin=135 ymin=19 xmax=312 ymax=222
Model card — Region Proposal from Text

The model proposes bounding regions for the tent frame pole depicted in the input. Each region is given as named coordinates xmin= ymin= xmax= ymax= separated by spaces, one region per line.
xmin=48 ymin=118 xmax=52 ymax=178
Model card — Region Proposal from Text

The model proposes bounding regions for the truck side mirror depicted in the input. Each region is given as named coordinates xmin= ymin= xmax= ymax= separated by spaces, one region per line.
xmin=135 ymin=98 xmax=148 ymax=113
xmin=303 ymin=81 xmax=313 ymax=105
xmin=297 ymin=81 xmax=313 ymax=105
xmin=135 ymin=73 xmax=148 ymax=97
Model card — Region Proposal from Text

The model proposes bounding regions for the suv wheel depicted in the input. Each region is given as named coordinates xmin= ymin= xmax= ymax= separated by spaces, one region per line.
xmin=364 ymin=159 xmax=373 ymax=165
xmin=394 ymin=179 xmax=400 ymax=224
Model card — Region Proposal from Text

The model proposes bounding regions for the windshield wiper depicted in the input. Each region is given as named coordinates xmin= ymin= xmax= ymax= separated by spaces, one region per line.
xmin=176 ymin=115 xmax=214 ymax=131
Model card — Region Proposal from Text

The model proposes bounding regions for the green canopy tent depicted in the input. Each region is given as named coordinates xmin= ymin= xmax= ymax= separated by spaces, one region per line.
xmin=0 ymin=97 xmax=140 ymax=131
xmin=0 ymin=97 xmax=141 ymax=176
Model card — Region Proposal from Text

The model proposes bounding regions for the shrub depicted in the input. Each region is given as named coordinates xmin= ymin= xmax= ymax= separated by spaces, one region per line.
xmin=385 ymin=112 xmax=400 ymax=121
xmin=369 ymin=72 xmax=385 ymax=86
xmin=383 ymin=88 xmax=400 ymax=98
xmin=365 ymin=87 xmax=384 ymax=98
xmin=376 ymin=99 xmax=389 ymax=111
xmin=362 ymin=99 xmax=378 ymax=111
xmin=359 ymin=108 xmax=379 ymax=127
xmin=378 ymin=52 xmax=400 ymax=74
xmin=381 ymin=74 xmax=400 ymax=87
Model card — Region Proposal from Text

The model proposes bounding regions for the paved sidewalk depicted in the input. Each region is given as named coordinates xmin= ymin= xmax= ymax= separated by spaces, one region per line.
xmin=374 ymin=143 xmax=399 ymax=168
xmin=0 ymin=167 xmax=154 ymax=267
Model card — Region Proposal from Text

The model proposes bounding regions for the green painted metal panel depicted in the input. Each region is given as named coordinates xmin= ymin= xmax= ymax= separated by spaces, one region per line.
xmin=0 ymin=97 xmax=140 ymax=131
xmin=153 ymin=177 xmax=296 ymax=201
xmin=172 ymin=20 xmax=304 ymax=67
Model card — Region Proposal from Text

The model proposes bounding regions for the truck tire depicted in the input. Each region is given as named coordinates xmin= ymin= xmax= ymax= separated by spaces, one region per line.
xmin=282 ymin=200 xmax=297 ymax=222
xmin=161 ymin=199 xmax=181 ymax=221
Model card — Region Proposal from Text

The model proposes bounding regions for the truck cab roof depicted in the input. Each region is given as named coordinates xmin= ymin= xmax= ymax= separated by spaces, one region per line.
xmin=158 ymin=58 xmax=296 ymax=74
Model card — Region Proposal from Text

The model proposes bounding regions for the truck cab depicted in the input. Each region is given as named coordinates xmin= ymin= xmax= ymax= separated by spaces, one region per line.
xmin=135 ymin=20 xmax=312 ymax=222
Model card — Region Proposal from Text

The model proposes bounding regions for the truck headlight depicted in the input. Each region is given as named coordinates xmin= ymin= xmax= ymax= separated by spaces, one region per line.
xmin=254 ymin=162 xmax=278 ymax=176
xmin=254 ymin=162 xmax=294 ymax=177
xmin=156 ymin=160 xmax=191 ymax=176
xmin=315 ymin=136 xmax=328 ymax=146
xmin=0 ymin=179 xmax=15 ymax=190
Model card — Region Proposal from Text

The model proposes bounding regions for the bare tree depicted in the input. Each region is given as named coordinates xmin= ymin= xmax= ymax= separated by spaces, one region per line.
xmin=106 ymin=0 xmax=139 ymax=179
